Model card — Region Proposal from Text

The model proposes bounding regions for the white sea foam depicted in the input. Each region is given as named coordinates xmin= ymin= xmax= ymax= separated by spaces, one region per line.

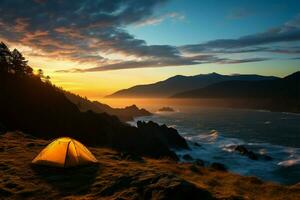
xmin=189 ymin=130 xmax=219 ymax=143
xmin=131 ymin=109 xmax=300 ymax=184
xmin=278 ymin=159 xmax=300 ymax=167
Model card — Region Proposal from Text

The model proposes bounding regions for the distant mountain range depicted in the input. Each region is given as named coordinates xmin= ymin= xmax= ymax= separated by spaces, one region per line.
xmin=172 ymin=71 xmax=300 ymax=113
xmin=172 ymin=71 xmax=300 ymax=98
xmin=107 ymin=71 xmax=299 ymax=113
xmin=107 ymin=73 xmax=278 ymax=98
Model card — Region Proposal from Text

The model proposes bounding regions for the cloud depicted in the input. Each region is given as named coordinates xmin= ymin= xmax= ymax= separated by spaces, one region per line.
xmin=134 ymin=12 xmax=185 ymax=27
xmin=268 ymin=46 xmax=300 ymax=54
xmin=290 ymin=57 xmax=300 ymax=60
xmin=0 ymin=0 xmax=173 ymax=63
xmin=56 ymin=55 xmax=269 ymax=72
xmin=181 ymin=14 xmax=300 ymax=54
xmin=0 ymin=0 xmax=298 ymax=73
xmin=217 ymin=57 xmax=269 ymax=64
xmin=57 ymin=54 xmax=215 ymax=72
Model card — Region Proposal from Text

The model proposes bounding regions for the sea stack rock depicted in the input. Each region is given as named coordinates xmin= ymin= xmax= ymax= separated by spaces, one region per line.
xmin=158 ymin=107 xmax=175 ymax=112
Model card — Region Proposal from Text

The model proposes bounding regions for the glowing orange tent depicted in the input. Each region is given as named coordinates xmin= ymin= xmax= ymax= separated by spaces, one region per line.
xmin=32 ymin=137 xmax=98 ymax=168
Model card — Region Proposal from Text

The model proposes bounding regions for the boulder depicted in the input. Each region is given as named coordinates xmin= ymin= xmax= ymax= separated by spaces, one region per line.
xmin=194 ymin=159 xmax=205 ymax=167
xmin=263 ymin=155 xmax=273 ymax=161
xmin=234 ymin=145 xmax=248 ymax=155
xmin=234 ymin=145 xmax=273 ymax=161
xmin=158 ymin=107 xmax=175 ymax=112
xmin=194 ymin=142 xmax=201 ymax=147
xmin=234 ymin=145 xmax=261 ymax=161
xmin=210 ymin=162 xmax=227 ymax=171
xmin=182 ymin=154 xmax=193 ymax=161
xmin=247 ymin=151 xmax=258 ymax=160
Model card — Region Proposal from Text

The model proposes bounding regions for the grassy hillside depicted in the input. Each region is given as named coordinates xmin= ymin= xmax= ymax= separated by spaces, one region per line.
xmin=0 ymin=132 xmax=299 ymax=200
xmin=0 ymin=71 xmax=188 ymax=159
xmin=0 ymin=42 xmax=189 ymax=159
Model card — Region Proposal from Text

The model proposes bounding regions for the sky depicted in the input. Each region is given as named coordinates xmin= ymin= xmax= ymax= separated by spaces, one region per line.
xmin=0 ymin=0 xmax=299 ymax=98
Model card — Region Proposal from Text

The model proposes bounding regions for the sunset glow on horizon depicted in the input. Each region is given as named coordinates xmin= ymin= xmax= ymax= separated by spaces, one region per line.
xmin=1 ymin=0 xmax=299 ymax=98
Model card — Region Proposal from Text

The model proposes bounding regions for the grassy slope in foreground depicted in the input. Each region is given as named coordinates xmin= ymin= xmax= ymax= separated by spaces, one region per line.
xmin=0 ymin=132 xmax=299 ymax=200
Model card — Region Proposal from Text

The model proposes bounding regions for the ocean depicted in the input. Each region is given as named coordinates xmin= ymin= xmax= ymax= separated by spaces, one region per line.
xmin=129 ymin=107 xmax=300 ymax=185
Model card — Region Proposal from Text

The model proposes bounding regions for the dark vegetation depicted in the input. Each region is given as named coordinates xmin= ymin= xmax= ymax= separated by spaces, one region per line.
xmin=0 ymin=42 xmax=188 ymax=159
xmin=172 ymin=72 xmax=300 ymax=113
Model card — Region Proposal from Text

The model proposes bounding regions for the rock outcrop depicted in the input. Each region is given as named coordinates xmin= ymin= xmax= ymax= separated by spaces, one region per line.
xmin=210 ymin=162 xmax=227 ymax=171
xmin=182 ymin=154 xmax=193 ymax=161
xmin=137 ymin=121 xmax=189 ymax=150
xmin=65 ymin=90 xmax=152 ymax=122
xmin=158 ymin=107 xmax=175 ymax=112
xmin=234 ymin=145 xmax=273 ymax=161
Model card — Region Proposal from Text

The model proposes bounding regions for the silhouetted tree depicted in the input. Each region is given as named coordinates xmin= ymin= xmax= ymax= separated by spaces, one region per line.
xmin=0 ymin=41 xmax=52 ymax=95
xmin=11 ymin=49 xmax=30 ymax=75
xmin=45 ymin=75 xmax=51 ymax=84
xmin=0 ymin=42 xmax=13 ymax=73
xmin=24 ymin=65 xmax=33 ymax=75
xmin=37 ymin=69 xmax=44 ymax=78
xmin=0 ymin=42 xmax=33 ymax=76
xmin=36 ymin=69 xmax=52 ymax=84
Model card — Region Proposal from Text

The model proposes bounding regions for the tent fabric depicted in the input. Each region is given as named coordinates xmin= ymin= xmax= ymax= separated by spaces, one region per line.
xmin=32 ymin=137 xmax=98 ymax=168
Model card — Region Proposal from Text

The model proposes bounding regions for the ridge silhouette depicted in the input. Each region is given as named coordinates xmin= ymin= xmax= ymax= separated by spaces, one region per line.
xmin=0 ymin=42 xmax=188 ymax=159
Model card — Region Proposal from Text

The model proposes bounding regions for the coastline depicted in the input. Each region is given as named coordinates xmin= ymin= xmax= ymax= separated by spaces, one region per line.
xmin=129 ymin=108 xmax=300 ymax=185
xmin=96 ymin=97 xmax=300 ymax=115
